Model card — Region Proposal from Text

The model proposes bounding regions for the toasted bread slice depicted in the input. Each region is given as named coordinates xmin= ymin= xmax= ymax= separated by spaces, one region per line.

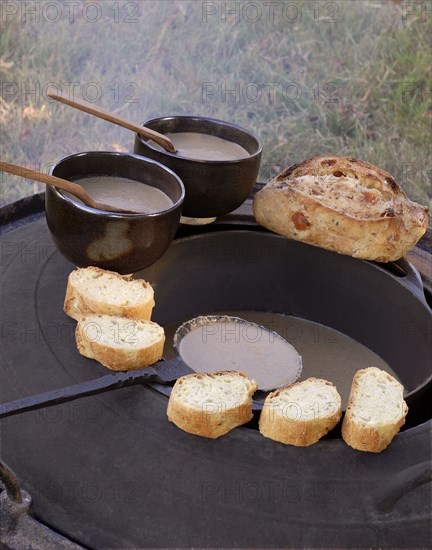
xmin=259 ymin=378 xmax=342 ymax=446
xmin=76 ymin=314 xmax=164 ymax=371
xmin=64 ymin=266 xmax=155 ymax=321
xmin=342 ymin=367 xmax=408 ymax=452
xmin=167 ymin=371 xmax=258 ymax=438
xmin=253 ymin=156 xmax=429 ymax=262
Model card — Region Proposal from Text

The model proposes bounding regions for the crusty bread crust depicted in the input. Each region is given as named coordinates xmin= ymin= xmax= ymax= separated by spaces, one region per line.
xmin=253 ymin=156 xmax=429 ymax=262
xmin=64 ymin=266 xmax=155 ymax=321
xmin=259 ymin=378 xmax=342 ymax=446
xmin=75 ymin=315 xmax=164 ymax=371
xmin=341 ymin=367 xmax=408 ymax=453
xmin=167 ymin=371 xmax=257 ymax=439
xmin=341 ymin=415 xmax=407 ymax=453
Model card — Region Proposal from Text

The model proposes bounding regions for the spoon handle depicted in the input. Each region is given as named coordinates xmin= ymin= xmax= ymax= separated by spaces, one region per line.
xmin=0 ymin=160 xmax=98 ymax=208
xmin=48 ymin=92 xmax=177 ymax=154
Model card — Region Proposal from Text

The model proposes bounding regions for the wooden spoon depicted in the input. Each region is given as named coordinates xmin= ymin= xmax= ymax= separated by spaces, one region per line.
xmin=48 ymin=93 xmax=177 ymax=154
xmin=0 ymin=161 xmax=141 ymax=214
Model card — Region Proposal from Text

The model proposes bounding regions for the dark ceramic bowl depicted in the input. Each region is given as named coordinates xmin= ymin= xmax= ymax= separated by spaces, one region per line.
xmin=45 ymin=151 xmax=185 ymax=274
xmin=133 ymin=116 xmax=262 ymax=218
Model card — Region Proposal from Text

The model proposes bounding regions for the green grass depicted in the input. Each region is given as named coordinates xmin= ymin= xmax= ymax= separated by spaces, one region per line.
xmin=1 ymin=0 xmax=431 ymax=209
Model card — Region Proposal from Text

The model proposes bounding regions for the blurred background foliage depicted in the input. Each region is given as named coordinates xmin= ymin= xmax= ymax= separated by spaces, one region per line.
xmin=1 ymin=0 xmax=431 ymax=207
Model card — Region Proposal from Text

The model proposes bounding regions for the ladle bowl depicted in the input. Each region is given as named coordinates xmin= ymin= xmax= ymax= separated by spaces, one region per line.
xmin=173 ymin=315 xmax=302 ymax=391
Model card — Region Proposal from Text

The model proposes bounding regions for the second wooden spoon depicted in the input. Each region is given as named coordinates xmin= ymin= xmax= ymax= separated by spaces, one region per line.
xmin=0 ymin=161 xmax=141 ymax=214
xmin=48 ymin=92 xmax=177 ymax=154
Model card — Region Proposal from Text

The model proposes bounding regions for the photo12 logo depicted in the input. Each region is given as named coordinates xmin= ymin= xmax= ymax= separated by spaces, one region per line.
xmin=201 ymin=81 xmax=339 ymax=105
xmin=1 ymin=81 xmax=140 ymax=105
xmin=1 ymin=1 xmax=140 ymax=24
xmin=33 ymin=480 xmax=139 ymax=504
xmin=0 ymin=238 xmax=59 ymax=266
xmin=202 ymin=1 xmax=340 ymax=23
xmin=201 ymin=480 xmax=337 ymax=504
xmin=401 ymin=161 xmax=431 ymax=186
xmin=401 ymin=81 xmax=432 ymax=103
xmin=401 ymin=2 xmax=431 ymax=23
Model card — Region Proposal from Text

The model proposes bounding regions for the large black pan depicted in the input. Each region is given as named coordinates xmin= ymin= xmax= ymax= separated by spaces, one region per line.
xmin=3 ymin=226 xmax=429 ymax=415
xmin=1 ymin=200 xmax=431 ymax=548
xmin=137 ymin=228 xmax=432 ymax=407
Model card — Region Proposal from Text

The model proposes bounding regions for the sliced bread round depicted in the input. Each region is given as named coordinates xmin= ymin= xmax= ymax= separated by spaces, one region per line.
xmin=75 ymin=314 xmax=164 ymax=371
xmin=259 ymin=378 xmax=342 ymax=446
xmin=64 ymin=266 xmax=155 ymax=321
xmin=341 ymin=367 xmax=408 ymax=453
xmin=167 ymin=371 xmax=258 ymax=439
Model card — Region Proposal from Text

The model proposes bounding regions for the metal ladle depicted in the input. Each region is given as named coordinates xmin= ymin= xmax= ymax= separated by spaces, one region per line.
xmin=0 ymin=316 xmax=302 ymax=419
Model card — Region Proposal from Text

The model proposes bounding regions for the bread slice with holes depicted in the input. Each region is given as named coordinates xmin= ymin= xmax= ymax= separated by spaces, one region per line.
xmin=167 ymin=371 xmax=258 ymax=438
xmin=342 ymin=367 xmax=408 ymax=452
xmin=253 ymin=156 xmax=429 ymax=262
xmin=64 ymin=266 xmax=155 ymax=321
xmin=75 ymin=314 xmax=164 ymax=371
xmin=259 ymin=378 xmax=342 ymax=446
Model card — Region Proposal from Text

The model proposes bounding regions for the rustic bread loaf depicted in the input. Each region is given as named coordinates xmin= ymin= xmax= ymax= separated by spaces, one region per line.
xmin=75 ymin=314 xmax=164 ymax=371
xmin=342 ymin=367 xmax=408 ymax=453
xmin=167 ymin=371 xmax=258 ymax=438
xmin=64 ymin=266 xmax=155 ymax=321
xmin=253 ymin=156 xmax=429 ymax=262
xmin=259 ymin=378 xmax=342 ymax=446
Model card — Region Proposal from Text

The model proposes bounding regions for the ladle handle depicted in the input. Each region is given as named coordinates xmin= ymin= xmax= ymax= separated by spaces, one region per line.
xmin=0 ymin=358 xmax=193 ymax=419
xmin=0 ymin=160 xmax=99 ymax=209
xmin=47 ymin=92 xmax=177 ymax=154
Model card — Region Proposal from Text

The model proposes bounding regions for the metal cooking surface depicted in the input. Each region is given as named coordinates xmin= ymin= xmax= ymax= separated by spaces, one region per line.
xmin=0 ymin=201 xmax=431 ymax=548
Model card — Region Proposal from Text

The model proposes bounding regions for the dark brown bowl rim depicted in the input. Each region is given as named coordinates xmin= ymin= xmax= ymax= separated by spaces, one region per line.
xmin=49 ymin=151 xmax=185 ymax=218
xmin=135 ymin=115 xmax=263 ymax=164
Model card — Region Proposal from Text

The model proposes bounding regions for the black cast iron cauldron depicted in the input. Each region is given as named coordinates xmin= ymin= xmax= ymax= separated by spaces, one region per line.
xmin=0 ymin=193 xmax=431 ymax=548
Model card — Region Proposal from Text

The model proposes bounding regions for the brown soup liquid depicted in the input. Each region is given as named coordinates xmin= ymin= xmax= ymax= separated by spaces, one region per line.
xmin=164 ymin=311 xmax=400 ymax=408
xmin=149 ymin=132 xmax=249 ymax=161
xmin=63 ymin=176 xmax=173 ymax=213
xmin=177 ymin=318 xmax=302 ymax=391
